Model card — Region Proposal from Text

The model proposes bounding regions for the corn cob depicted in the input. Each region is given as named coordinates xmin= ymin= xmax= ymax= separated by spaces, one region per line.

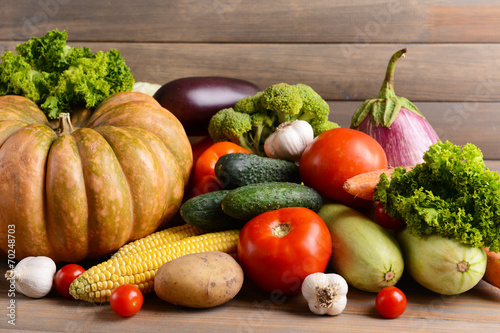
xmin=112 ymin=224 xmax=205 ymax=258
xmin=69 ymin=229 xmax=240 ymax=303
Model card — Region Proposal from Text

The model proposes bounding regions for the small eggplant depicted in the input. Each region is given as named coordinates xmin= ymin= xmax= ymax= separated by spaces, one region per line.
xmin=351 ymin=49 xmax=439 ymax=167
xmin=154 ymin=77 xmax=260 ymax=136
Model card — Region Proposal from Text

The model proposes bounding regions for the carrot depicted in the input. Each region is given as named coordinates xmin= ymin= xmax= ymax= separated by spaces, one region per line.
xmin=483 ymin=247 xmax=500 ymax=288
xmin=343 ymin=167 xmax=412 ymax=201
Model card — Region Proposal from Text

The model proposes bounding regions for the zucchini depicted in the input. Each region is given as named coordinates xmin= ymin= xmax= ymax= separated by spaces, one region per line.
xmin=180 ymin=190 xmax=246 ymax=231
xmin=221 ymin=182 xmax=322 ymax=220
xmin=214 ymin=153 xmax=301 ymax=189
xmin=318 ymin=202 xmax=404 ymax=293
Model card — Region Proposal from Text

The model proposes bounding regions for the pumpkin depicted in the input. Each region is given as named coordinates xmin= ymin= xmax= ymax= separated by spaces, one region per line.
xmin=0 ymin=92 xmax=192 ymax=262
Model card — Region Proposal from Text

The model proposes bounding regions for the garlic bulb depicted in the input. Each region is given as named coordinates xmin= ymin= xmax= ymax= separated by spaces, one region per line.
xmin=301 ymin=272 xmax=348 ymax=316
xmin=132 ymin=81 xmax=162 ymax=96
xmin=5 ymin=256 xmax=56 ymax=298
xmin=264 ymin=120 xmax=314 ymax=162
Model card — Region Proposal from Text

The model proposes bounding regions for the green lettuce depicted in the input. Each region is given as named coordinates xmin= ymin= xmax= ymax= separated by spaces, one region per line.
xmin=375 ymin=140 xmax=500 ymax=252
xmin=0 ymin=29 xmax=134 ymax=119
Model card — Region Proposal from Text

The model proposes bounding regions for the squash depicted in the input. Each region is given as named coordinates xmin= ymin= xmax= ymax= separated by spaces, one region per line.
xmin=0 ymin=92 xmax=192 ymax=262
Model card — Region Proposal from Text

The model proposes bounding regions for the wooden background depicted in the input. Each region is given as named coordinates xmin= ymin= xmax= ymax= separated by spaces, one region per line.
xmin=2 ymin=0 xmax=500 ymax=168
xmin=2 ymin=1 xmax=500 ymax=332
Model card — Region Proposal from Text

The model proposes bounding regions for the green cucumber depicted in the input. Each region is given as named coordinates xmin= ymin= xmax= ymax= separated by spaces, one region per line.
xmin=221 ymin=182 xmax=322 ymax=220
xmin=318 ymin=202 xmax=404 ymax=293
xmin=214 ymin=153 xmax=301 ymax=189
xmin=180 ymin=190 xmax=246 ymax=231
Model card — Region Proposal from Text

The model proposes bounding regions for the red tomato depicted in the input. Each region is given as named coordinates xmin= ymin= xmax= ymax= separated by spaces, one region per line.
xmin=186 ymin=141 xmax=251 ymax=198
xmin=375 ymin=286 xmax=407 ymax=319
xmin=54 ymin=264 xmax=85 ymax=298
xmin=190 ymin=136 xmax=214 ymax=166
xmin=299 ymin=128 xmax=388 ymax=208
xmin=374 ymin=202 xmax=406 ymax=230
xmin=237 ymin=207 xmax=332 ymax=295
xmin=110 ymin=284 xmax=144 ymax=317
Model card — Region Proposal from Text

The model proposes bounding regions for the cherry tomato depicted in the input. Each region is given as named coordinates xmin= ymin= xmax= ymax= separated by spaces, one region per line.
xmin=299 ymin=128 xmax=388 ymax=209
xmin=375 ymin=286 xmax=407 ymax=319
xmin=186 ymin=141 xmax=251 ymax=198
xmin=54 ymin=264 xmax=85 ymax=298
xmin=237 ymin=207 xmax=332 ymax=295
xmin=110 ymin=284 xmax=144 ymax=317
xmin=374 ymin=202 xmax=406 ymax=230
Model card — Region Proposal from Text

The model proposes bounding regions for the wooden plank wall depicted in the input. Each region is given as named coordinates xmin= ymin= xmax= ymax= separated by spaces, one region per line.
xmin=1 ymin=0 xmax=499 ymax=166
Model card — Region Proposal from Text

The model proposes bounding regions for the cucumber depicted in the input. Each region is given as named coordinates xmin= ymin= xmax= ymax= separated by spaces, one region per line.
xmin=180 ymin=190 xmax=246 ymax=231
xmin=214 ymin=153 xmax=301 ymax=189
xmin=397 ymin=228 xmax=486 ymax=295
xmin=318 ymin=202 xmax=404 ymax=293
xmin=221 ymin=182 xmax=322 ymax=220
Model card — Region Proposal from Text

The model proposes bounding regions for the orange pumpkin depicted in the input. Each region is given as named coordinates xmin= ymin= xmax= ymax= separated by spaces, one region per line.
xmin=0 ymin=92 xmax=192 ymax=262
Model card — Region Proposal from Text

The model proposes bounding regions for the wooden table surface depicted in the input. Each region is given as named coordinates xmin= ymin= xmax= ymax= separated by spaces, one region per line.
xmin=2 ymin=260 xmax=500 ymax=333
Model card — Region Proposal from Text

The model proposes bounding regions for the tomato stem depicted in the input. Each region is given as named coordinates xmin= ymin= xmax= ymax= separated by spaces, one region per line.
xmin=272 ymin=223 xmax=292 ymax=238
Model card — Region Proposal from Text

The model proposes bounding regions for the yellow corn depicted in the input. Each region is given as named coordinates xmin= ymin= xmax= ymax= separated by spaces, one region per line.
xmin=112 ymin=224 xmax=205 ymax=258
xmin=69 ymin=229 xmax=240 ymax=303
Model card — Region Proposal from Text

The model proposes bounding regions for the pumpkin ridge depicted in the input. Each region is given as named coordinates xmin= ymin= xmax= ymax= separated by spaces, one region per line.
xmin=72 ymin=127 xmax=134 ymax=258
xmin=0 ymin=123 xmax=57 ymax=259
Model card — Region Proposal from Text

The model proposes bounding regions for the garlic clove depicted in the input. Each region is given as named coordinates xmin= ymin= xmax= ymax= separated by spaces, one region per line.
xmin=5 ymin=256 xmax=57 ymax=298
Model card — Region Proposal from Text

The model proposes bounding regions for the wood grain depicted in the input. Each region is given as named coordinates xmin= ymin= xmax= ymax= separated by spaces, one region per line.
xmin=2 ymin=0 xmax=500 ymax=43
xmin=2 ymin=41 xmax=499 ymax=104
xmin=2 ymin=262 xmax=500 ymax=332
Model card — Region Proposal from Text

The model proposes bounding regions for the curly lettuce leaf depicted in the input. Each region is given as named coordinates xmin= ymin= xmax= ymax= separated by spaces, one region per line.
xmin=375 ymin=140 xmax=500 ymax=252
xmin=0 ymin=29 xmax=134 ymax=119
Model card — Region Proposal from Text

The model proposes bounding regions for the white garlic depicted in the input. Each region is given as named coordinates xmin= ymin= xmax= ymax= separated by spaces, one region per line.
xmin=301 ymin=272 xmax=348 ymax=316
xmin=264 ymin=120 xmax=314 ymax=162
xmin=5 ymin=256 xmax=57 ymax=298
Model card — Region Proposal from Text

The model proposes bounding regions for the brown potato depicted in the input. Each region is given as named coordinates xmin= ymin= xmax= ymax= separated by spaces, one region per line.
xmin=154 ymin=251 xmax=244 ymax=308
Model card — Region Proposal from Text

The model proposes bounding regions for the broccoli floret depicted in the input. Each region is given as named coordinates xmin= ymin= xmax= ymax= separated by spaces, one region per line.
xmin=208 ymin=108 xmax=253 ymax=150
xmin=208 ymin=83 xmax=339 ymax=155
xmin=234 ymin=92 xmax=266 ymax=114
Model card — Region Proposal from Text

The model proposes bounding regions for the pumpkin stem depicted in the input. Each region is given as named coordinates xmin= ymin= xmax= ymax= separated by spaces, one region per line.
xmin=58 ymin=113 xmax=74 ymax=135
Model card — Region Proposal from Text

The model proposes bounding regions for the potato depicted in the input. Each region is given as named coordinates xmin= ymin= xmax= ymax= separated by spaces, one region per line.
xmin=154 ymin=251 xmax=244 ymax=308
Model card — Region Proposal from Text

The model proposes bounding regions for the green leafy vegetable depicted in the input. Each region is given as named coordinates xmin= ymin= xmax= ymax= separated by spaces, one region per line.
xmin=0 ymin=29 xmax=134 ymax=119
xmin=208 ymin=83 xmax=339 ymax=156
xmin=375 ymin=140 xmax=500 ymax=252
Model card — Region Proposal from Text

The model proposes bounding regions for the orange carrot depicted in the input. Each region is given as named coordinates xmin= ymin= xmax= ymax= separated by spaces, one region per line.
xmin=343 ymin=167 xmax=412 ymax=201
xmin=483 ymin=248 xmax=500 ymax=288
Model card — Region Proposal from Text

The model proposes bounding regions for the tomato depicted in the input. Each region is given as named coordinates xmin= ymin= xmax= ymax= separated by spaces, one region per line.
xmin=375 ymin=286 xmax=407 ymax=319
xmin=299 ymin=128 xmax=388 ymax=208
xmin=54 ymin=264 xmax=85 ymax=298
xmin=190 ymin=136 xmax=214 ymax=166
xmin=237 ymin=207 xmax=332 ymax=295
xmin=186 ymin=141 xmax=251 ymax=198
xmin=374 ymin=202 xmax=406 ymax=230
xmin=110 ymin=284 xmax=144 ymax=317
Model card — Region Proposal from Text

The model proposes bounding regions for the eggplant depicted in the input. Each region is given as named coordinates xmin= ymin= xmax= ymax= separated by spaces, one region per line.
xmin=154 ymin=77 xmax=260 ymax=136
xmin=351 ymin=49 xmax=439 ymax=167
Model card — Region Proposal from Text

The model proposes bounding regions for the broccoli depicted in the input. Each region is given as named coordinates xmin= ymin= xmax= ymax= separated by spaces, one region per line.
xmin=208 ymin=83 xmax=339 ymax=155
xmin=0 ymin=29 xmax=135 ymax=119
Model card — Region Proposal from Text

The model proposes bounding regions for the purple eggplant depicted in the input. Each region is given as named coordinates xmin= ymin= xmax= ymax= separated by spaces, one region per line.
xmin=154 ymin=76 xmax=260 ymax=136
xmin=351 ymin=49 xmax=439 ymax=167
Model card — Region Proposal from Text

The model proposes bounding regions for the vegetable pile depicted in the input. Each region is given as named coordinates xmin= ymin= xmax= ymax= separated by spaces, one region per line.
xmin=208 ymin=83 xmax=339 ymax=156
xmin=3 ymin=30 xmax=500 ymax=322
